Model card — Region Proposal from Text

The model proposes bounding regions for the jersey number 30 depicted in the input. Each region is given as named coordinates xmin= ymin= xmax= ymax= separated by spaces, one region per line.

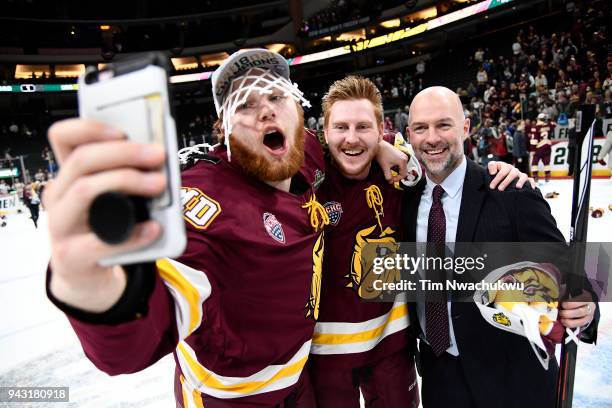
xmin=181 ymin=187 xmax=221 ymax=229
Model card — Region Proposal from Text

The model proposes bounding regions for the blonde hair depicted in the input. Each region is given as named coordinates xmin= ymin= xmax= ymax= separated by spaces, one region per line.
xmin=322 ymin=76 xmax=383 ymax=128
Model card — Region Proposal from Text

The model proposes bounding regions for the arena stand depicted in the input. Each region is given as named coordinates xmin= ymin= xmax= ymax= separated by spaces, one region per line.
xmin=0 ymin=0 xmax=610 ymax=190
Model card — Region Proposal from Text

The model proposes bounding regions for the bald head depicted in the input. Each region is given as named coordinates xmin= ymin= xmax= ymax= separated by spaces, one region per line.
xmin=408 ymin=86 xmax=465 ymax=125
xmin=406 ymin=86 xmax=470 ymax=184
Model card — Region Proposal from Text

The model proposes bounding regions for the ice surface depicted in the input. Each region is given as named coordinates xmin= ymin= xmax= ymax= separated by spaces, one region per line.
xmin=1 ymin=178 xmax=611 ymax=406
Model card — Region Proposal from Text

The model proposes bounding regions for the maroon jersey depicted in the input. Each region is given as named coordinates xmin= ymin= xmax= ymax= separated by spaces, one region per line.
xmin=67 ymin=131 xmax=329 ymax=406
xmin=528 ymin=122 xmax=555 ymax=152
xmin=526 ymin=124 xmax=538 ymax=153
xmin=488 ymin=133 xmax=508 ymax=157
xmin=309 ymin=162 xmax=409 ymax=368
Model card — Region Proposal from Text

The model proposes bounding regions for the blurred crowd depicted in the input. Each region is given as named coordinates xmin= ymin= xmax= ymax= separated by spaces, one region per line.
xmin=458 ymin=0 xmax=610 ymax=171
xmin=2 ymin=0 xmax=610 ymax=188
xmin=300 ymin=0 xmax=406 ymax=35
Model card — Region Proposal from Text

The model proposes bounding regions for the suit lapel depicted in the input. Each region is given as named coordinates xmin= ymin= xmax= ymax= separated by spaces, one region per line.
xmin=456 ymin=159 xmax=486 ymax=242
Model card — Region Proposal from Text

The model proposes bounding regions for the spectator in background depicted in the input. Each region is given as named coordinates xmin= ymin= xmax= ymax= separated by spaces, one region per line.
xmin=512 ymin=120 xmax=529 ymax=173
xmin=483 ymin=86 xmax=496 ymax=103
xmin=42 ymin=146 xmax=57 ymax=176
xmin=602 ymin=70 xmax=612 ymax=91
xmin=34 ymin=168 xmax=45 ymax=182
xmin=467 ymin=82 xmax=478 ymax=98
xmin=307 ymin=116 xmax=317 ymax=130
xmin=596 ymin=129 xmax=612 ymax=176
xmin=512 ymin=38 xmax=522 ymax=56
xmin=474 ymin=47 xmax=485 ymax=63
xmin=601 ymin=89 xmax=612 ymax=119
xmin=384 ymin=116 xmax=394 ymax=133
xmin=535 ymin=70 xmax=548 ymax=92
xmin=317 ymin=114 xmax=325 ymax=131
xmin=489 ymin=120 xmax=509 ymax=163
xmin=542 ymin=101 xmax=558 ymax=122
xmin=3 ymin=149 xmax=14 ymax=169
xmin=415 ymin=59 xmax=426 ymax=77
xmin=556 ymin=92 xmax=576 ymax=123
xmin=393 ymin=107 xmax=408 ymax=137
xmin=476 ymin=65 xmax=488 ymax=95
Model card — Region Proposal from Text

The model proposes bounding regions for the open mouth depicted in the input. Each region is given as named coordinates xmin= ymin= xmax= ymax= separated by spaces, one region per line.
xmin=263 ymin=130 xmax=286 ymax=152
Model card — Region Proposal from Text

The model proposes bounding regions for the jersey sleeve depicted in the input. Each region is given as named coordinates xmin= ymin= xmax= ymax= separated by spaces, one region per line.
xmin=50 ymin=166 xmax=224 ymax=376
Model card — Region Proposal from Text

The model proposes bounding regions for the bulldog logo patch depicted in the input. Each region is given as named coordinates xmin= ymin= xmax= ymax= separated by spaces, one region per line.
xmin=492 ymin=312 xmax=511 ymax=327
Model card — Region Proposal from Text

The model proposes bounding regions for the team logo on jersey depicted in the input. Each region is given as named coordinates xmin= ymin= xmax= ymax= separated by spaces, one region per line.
xmin=492 ymin=312 xmax=511 ymax=327
xmin=349 ymin=225 xmax=400 ymax=300
xmin=181 ymin=187 xmax=222 ymax=229
xmin=323 ymin=201 xmax=343 ymax=226
xmin=263 ymin=212 xmax=285 ymax=244
xmin=312 ymin=169 xmax=325 ymax=190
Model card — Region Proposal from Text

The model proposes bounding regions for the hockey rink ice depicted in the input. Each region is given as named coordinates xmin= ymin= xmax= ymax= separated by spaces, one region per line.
xmin=1 ymin=179 xmax=611 ymax=407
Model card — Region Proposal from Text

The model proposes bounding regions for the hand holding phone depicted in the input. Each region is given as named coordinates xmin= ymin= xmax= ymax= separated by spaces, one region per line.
xmin=77 ymin=53 xmax=186 ymax=266
xmin=45 ymin=54 xmax=185 ymax=312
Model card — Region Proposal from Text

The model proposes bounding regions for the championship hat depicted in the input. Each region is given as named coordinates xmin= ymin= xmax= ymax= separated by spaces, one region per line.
xmin=210 ymin=48 xmax=310 ymax=160
xmin=211 ymin=49 xmax=291 ymax=116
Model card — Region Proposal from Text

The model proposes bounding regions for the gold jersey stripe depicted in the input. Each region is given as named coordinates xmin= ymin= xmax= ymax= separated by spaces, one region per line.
xmin=157 ymin=258 xmax=205 ymax=337
xmin=176 ymin=340 xmax=311 ymax=397
xmin=313 ymin=303 xmax=408 ymax=345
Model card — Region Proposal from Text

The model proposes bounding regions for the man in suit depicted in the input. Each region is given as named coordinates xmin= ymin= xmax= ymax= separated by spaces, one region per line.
xmin=402 ymin=86 xmax=598 ymax=408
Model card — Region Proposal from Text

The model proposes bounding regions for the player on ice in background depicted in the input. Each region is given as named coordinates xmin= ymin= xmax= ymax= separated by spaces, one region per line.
xmin=24 ymin=182 xmax=41 ymax=228
xmin=527 ymin=113 xmax=556 ymax=184
xmin=308 ymin=76 xmax=531 ymax=407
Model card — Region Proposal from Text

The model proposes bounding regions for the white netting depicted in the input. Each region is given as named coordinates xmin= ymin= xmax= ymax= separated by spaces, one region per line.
xmin=217 ymin=67 xmax=311 ymax=161
xmin=177 ymin=143 xmax=218 ymax=165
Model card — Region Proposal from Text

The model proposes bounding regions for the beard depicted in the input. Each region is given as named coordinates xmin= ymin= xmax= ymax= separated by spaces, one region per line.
xmin=229 ymin=113 xmax=305 ymax=182
xmin=416 ymin=147 xmax=461 ymax=180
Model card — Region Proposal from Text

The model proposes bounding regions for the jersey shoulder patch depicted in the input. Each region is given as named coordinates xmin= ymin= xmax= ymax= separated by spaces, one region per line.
xmin=180 ymin=187 xmax=222 ymax=230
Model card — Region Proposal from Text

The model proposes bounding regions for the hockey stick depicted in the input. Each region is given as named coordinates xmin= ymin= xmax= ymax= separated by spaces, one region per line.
xmin=555 ymin=105 xmax=596 ymax=408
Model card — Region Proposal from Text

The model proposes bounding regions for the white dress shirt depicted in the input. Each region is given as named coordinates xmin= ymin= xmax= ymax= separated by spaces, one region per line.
xmin=416 ymin=156 xmax=467 ymax=356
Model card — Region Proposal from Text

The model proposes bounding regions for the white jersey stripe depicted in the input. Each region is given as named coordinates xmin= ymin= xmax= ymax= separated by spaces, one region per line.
xmin=311 ymin=296 xmax=409 ymax=355
xmin=176 ymin=339 xmax=311 ymax=399
xmin=157 ymin=258 xmax=212 ymax=341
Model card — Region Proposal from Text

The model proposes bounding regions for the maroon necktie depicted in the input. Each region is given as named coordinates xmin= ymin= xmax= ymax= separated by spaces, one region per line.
xmin=425 ymin=185 xmax=451 ymax=356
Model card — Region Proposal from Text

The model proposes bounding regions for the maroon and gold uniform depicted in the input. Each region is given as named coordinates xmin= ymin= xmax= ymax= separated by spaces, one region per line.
xmin=529 ymin=121 xmax=556 ymax=181
xmin=308 ymin=159 xmax=418 ymax=407
xmin=62 ymin=131 xmax=329 ymax=407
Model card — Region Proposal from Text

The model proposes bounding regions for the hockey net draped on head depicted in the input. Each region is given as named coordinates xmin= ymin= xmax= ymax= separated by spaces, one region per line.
xmin=217 ymin=67 xmax=311 ymax=160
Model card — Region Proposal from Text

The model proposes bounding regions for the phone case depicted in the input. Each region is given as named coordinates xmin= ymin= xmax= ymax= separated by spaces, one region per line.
xmin=77 ymin=55 xmax=186 ymax=266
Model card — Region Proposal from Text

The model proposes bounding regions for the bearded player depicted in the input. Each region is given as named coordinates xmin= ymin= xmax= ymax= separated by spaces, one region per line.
xmin=44 ymin=49 xmax=332 ymax=407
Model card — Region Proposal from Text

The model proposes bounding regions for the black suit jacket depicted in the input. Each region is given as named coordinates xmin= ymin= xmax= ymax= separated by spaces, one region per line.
xmin=402 ymin=159 xmax=599 ymax=408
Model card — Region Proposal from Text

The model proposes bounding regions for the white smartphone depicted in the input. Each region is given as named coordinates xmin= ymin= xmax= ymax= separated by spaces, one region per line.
xmin=77 ymin=53 xmax=186 ymax=266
